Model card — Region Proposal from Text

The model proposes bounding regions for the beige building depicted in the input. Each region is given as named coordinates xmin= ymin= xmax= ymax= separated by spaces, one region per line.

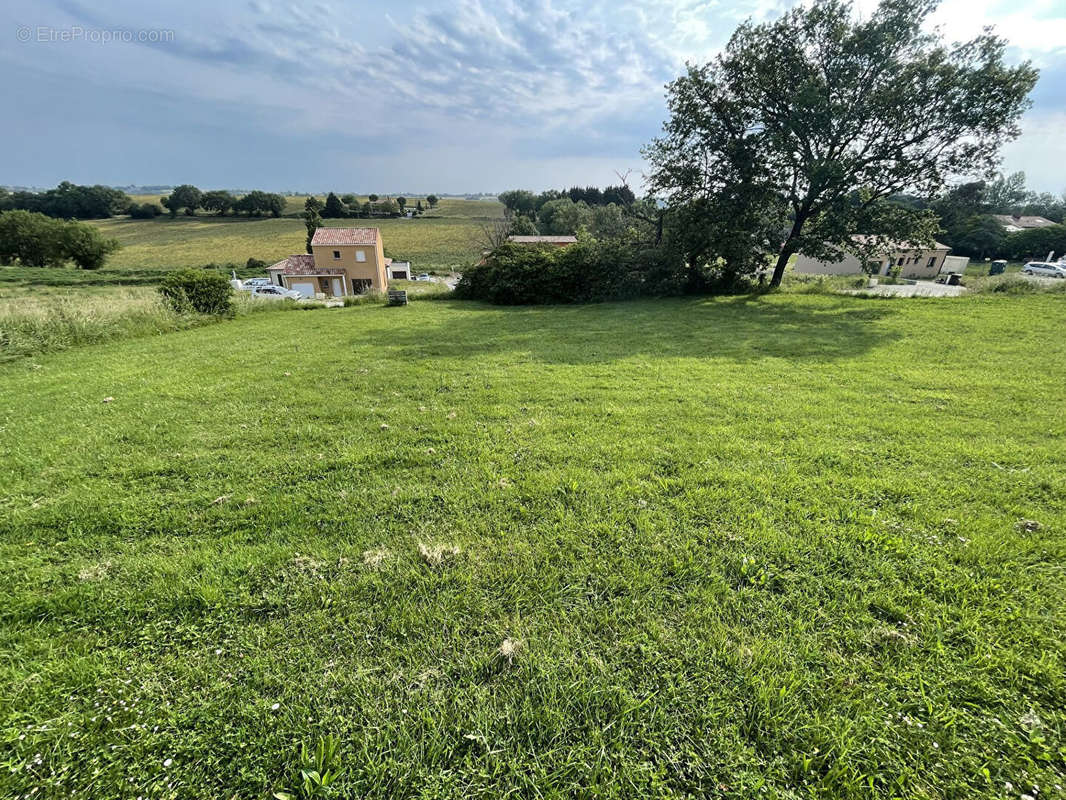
xmin=506 ymin=235 xmax=577 ymax=247
xmin=794 ymin=236 xmax=951 ymax=280
xmin=268 ymin=227 xmax=388 ymax=298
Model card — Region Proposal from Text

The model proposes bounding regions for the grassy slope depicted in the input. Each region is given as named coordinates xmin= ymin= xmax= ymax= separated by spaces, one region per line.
xmin=1 ymin=294 xmax=1064 ymax=799
xmin=92 ymin=198 xmax=502 ymax=273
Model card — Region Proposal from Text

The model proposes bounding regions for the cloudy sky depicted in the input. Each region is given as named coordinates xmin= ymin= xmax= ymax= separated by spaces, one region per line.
xmin=2 ymin=0 xmax=1064 ymax=195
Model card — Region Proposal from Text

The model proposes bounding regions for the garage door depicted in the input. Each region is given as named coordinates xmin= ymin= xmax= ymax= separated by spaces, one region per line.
xmin=290 ymin=281 xmax=316 ymax=298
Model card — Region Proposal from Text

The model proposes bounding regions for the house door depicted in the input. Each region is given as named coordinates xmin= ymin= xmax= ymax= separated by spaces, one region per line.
xmin=290 ymin=281 xmax=316 ymax=298
xmin=331 ymin=278 xmax=343 ymax=296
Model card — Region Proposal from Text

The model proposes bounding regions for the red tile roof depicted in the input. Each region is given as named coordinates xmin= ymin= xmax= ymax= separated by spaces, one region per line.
xmin=267 ymin=254 xmax=343 ymax=276
xmin=311 ymin=227 xmax=379 ymax=246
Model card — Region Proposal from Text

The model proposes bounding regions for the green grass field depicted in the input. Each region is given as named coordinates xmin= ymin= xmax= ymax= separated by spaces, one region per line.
xmin=92 ymin=198 xmax=502 ymax=273
xmin=2 ymin=293 xmax=1064 ymax=799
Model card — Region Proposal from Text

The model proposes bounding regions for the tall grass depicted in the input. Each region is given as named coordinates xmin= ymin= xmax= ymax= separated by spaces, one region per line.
xmin=965 ymin=274 xmax=1066 ymax=294
xmin=0 ymin=288 xmax=301 ymax=362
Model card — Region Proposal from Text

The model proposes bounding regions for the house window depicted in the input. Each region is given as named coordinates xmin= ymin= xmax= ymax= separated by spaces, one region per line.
xmin=332 ymin=250 xmax=340 ymax=259
xmin=351 ymin=278 xmax=372 ymax=293
xmin=927 ymin=256 xmax=937 ymax=268
xmin=896 ymin=257 xmax=904 ymax=266
xmin=355 ymin=250 xmax=367 ymax=262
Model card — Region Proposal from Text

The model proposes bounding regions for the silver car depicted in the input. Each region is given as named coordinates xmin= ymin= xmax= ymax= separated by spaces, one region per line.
xmin=251 ymin=285 xmax=302 ymax=300
xmin=1021 ymin=262 xmax=1066 ymax=278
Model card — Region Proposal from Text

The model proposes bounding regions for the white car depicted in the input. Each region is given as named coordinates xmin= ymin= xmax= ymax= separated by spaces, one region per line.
xmin=251 ymin=285 xmax=302 ymax=300
xmin=242 ymin=277 xmax=272 ymax=288
xmin=1021 ymin=262 xmax=1066 ymax=278
xmin=415 ymin=273 xmax=433 ymax=282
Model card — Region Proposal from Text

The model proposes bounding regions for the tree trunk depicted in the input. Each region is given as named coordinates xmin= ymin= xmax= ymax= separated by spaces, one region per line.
xmin=770 ymin=213 xmax=807 ymax=288
xmin=769 ymin=245 xmax=792 ymax=288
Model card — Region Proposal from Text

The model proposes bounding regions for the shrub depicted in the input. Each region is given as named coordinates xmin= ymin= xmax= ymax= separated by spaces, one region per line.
xmin=128 ymin=202 xmax=164 ymax=219
xmin=159 ymin=270 xmax=234 ymax=315
xmin=455 ymin=239 xmax=687 ymax=305
xmin=246 ymin=257 xmax=267 ymax=271
xmin=968 ymin=275 xmax=1066 ymax=295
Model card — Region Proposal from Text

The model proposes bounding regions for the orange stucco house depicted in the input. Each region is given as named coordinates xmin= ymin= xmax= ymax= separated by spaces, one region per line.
xmin=267 ymin=227 xmax=389 ymax=298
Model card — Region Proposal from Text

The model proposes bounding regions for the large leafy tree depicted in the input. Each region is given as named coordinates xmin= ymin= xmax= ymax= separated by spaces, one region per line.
xmin=163 ymin=184 xmax=203 ymax=218
xmin=984 ymin=171 xmax=1028 ymax=212
xmin=645 ymin=0 xmax=1038 ymax=287
xmin=201 ymin=190 xmax=235 ymax=216
xmin=323 ymin=192 xmax=348 ymax=218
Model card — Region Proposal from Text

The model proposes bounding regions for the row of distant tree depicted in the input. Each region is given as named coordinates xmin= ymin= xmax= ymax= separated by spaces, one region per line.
xmin=0 ymin=182 xmax=131 ymax=220
xmin=495 ymin=186 xmax=642 ymax=237
xmin=319 ymin=192 xmax=439 ymax=219
xmin=498 ymin=186 xmax=636 ymax=216
xmin=0 ymin=182 xmax=448 ymax=222
xmin=155 ymin=185 xmax=287 ymax=218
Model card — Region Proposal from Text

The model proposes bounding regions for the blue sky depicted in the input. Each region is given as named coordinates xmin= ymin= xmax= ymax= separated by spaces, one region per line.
xmin=2 ymin=0 xmax=1064 ymax=195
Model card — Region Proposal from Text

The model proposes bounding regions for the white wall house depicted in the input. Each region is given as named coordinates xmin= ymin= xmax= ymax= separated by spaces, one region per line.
xmin=794 ymin=237 xmax=951 ymax=279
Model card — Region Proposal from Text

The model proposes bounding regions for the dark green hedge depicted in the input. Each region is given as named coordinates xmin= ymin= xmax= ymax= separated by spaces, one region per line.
xmin=455 ymin=240 xmax=687 ymax=305
xmin=159 ymin=270 xmax=234 ymax=315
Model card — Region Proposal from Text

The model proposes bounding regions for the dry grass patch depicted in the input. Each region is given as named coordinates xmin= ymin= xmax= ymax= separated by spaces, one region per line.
xmin=417 ymin=542 xmax=461 ymax=568
xmin=362 ymin=548 xmax=391 ymax=569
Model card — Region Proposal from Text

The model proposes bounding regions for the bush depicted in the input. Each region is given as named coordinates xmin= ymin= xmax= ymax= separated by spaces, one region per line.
xmin=968 ymin=275 xmax=1066 ymax=295
xmin=128 ymin=202 xmax=164 ymax=219
xmin=455 ymin=239 xmax=687 ymax=305
xmin=246 ymin=257 xmax=267 ymax=271
xmin=159 ymin=270 xmax=234 ymax=315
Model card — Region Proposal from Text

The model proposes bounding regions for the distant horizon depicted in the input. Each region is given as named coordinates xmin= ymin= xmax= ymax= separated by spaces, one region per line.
xmin=2 ymin=185 xmax=506 ymax=199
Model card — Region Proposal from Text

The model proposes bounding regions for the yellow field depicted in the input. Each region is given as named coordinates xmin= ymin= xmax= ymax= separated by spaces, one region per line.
xmin=92 ymin=198 xmax=503 ymax=272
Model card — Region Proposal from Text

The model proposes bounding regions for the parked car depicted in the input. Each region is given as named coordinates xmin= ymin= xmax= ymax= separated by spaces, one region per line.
xmin=243 ymin=277 xmax=271 ymax=288
xmin=415 ymin=273 xmax=432 ymax=282
xmin=1021 ymin=262 xmax=1066 ymax=278
xmin=251 ymin=285 xmax=302 ymax=300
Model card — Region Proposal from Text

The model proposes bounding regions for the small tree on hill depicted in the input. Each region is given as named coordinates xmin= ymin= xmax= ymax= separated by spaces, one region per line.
xmin=323 ymin=192 xmax=348 ymax=218
xmin=426 ymin=194 xmax=439 ymax=208
xmin=60 ymin=222 xmax=120 ymax=269
xmin=396 ymin=197 xmax=407 ymax=212
xmin=645 ymin=0 xmax=1038 ymax=287
xmin=201 ymin=190 xmax=235 ymax=216
xmin=368 ymin=194 xmax=379 ymax=202
xmin=163 ymin=185 xmax=203 ymax=217
xmin=266 ymin=193 xmax=285 ymax=218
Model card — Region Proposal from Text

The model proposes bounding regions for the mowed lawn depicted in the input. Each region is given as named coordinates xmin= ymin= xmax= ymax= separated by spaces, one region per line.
xmin=1 ymin=294 xmax=1064 ymax=799
xmin=92 ymin=197 xmax=502 ymax=272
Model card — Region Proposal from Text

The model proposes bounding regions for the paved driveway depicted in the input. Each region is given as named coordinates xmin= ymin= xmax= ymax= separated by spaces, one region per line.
xmin=844 ymin=281 xmax=967 ymax=297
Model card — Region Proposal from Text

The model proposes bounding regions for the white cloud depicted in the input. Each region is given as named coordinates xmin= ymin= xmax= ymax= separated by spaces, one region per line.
xmin=0 ymin=0 xmax=1062 ymax=190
